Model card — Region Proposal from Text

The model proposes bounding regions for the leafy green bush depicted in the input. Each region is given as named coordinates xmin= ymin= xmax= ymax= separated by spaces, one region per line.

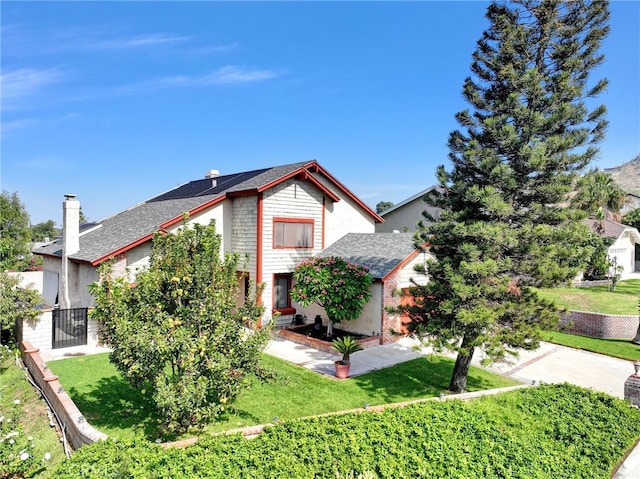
xmin=55 ymin=384 xmax=640 ymax=478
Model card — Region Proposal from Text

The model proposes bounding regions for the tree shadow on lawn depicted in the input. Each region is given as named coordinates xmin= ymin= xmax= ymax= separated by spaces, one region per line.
xmin=351 ymin=356 xmax=513 ymax=405
xmin=65 ymin=375 xmax=169 ymax=441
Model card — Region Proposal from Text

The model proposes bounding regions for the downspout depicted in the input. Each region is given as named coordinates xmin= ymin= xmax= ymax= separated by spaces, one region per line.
xmin=59 ymin=194 xmax=80 ymax=309
xmin=256 ymin=192 xmax=263 ymax=327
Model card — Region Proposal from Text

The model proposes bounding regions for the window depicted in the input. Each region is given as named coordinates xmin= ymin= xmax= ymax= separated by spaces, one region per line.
xmin=273 ymin=273 xmax=295 ymax=314
xmin=273 ymin=218 xmax=314 ymax=248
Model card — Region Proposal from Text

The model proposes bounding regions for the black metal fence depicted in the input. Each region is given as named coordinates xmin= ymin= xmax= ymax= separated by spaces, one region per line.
xmin=52 ymin=308 xmax=88 ymax=349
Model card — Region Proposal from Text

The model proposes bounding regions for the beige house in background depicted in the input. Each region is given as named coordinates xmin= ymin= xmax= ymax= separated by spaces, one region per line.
xmin=375 ymin=186 xmax=440 ymax=233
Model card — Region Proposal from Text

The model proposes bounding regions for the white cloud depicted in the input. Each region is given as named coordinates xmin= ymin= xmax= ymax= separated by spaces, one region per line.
xmin=2 ymin=118 xmax=39 ymax=133
xmin=1 ymin=68 xmax=64 ymax=102
xmin=158 ymin=66 xmax=285 ymax=88
xmin=96 ymin=33 xmax=191 ymax=49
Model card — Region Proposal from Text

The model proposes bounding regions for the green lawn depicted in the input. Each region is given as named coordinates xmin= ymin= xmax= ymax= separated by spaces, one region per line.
xmin=535 ymin=279 xmax=640 ymax=315
xmin=543 ymin=330 xmax=640 ymax=361
xmin=48 ymin=352 xmax=518 ymax=441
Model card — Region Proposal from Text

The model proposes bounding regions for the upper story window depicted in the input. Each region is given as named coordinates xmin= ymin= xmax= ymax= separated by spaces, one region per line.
xmin=273 ymin=218 xmax=314 ymax=248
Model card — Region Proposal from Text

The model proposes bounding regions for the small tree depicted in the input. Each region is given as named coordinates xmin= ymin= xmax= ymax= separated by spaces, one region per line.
xmin=31 ymin=220 xmax=59 ymax=242
xmin=0 ymin=191 xmax=32 ymax=271
xmin=290 ymin=256 xmax=372 ymax=337
xmin=89 ymin=219 xmax=271 ymax=432
xmin=376 ymin=201 xmax=394 ymax=214
xmin=0 ymin=272 xmax=42 ymax=344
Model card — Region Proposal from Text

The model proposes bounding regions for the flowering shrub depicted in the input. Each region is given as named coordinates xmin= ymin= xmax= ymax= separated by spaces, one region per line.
xmin=0 ymin=399 xmax=51 ymax=478
xmin=290 ymin=256 xmax=372 ymax=324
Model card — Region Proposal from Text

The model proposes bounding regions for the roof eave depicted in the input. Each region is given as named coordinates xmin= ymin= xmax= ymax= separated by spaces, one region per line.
xmin=309 ymin=161 xmax=384 ymax=223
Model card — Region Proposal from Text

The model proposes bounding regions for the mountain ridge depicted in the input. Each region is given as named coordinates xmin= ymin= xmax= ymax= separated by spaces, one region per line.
xmin=604 ymin=154 xmax=640 ymax=195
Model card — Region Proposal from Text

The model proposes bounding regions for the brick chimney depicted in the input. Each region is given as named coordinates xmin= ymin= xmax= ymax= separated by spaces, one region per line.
xmin=59 ymin=194 xmax=80 ymax=309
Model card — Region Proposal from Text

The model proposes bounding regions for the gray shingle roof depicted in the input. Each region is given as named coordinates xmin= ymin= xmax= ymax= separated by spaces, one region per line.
xmin=34 ymin=161 xmax=312 ymax=264
xmin=317 ymin=233 xmax=417 ymax=279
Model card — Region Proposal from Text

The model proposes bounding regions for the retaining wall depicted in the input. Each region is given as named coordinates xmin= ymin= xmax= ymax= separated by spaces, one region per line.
xmin=561 ymin=310 xmax=639 ymax=339
xmin=19 ymin=341 xmax=107 ymax=450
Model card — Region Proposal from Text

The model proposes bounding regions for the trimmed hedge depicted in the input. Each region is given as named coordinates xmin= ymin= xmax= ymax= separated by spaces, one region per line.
xmin=55 ymin=384 xmax=640 ymax=478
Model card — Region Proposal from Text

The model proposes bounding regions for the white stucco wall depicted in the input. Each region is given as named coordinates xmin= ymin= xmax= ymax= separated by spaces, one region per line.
xmin=42 ymin=257 xmax=61 ymax=307
xmin=337 ymin=282 xmax=383 ymax=337
xmin=75 ymin=263 xmax=98 ymax=308
xmin=8 ymin=271 xmax=44 ymax=295
xmin=610 ymin=230 xmax=637 ymax=275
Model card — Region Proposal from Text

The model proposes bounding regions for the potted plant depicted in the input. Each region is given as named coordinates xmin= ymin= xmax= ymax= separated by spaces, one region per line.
xmin=332 ymin=336 xmax=363 ymax=379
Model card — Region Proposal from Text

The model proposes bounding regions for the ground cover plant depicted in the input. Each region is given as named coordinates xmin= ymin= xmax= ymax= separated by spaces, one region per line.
xmin=54 ymin=384 xmax=640 ymax=478
xmin=47 ymin=352 xmax=518 ymax=441
xmin=543 ymin=330 xmax=640 ymax=361
xmin=0 ymin=346 xmax=66 ymax=478
xmin=535 ymin=279 xmax=640 ymax=315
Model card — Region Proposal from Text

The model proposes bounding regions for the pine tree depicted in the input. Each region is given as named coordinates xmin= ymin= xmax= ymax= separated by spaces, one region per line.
xmin=405 ymin=0 xmax=610 ymax=392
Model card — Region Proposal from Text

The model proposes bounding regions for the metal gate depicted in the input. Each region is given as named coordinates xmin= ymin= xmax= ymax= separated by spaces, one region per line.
xmin=52 ymin=308 xmax=88 ymax=349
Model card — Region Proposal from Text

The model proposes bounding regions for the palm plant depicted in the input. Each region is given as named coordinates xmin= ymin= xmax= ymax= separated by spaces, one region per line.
xmin=572 ymin=170 xmax=627 ymax=223
xmin=332 ymin=336 xmax=363 ymax=365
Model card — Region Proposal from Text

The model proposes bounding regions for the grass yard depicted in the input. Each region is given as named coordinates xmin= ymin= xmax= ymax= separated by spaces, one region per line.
xmin=542 ymin=330 xmax=640 ymax=361
xmin=0 ymin=348 xmax=67 ymax=478
xmin=535 ymin=279 xmax=640 ymax=315
xmin=48 ymin=352 xmax=518 ymax=441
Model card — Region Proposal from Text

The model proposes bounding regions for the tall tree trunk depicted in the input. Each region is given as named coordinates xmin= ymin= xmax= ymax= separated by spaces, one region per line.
xmin=449 ymin=333 xmax=477 ymax=393
xmin=633 ymin=323 xmax=640 ymax=345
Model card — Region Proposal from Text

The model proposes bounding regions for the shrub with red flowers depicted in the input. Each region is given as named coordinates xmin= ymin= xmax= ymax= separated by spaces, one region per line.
xmin=290 ymin=256 xmax=372 ymax=326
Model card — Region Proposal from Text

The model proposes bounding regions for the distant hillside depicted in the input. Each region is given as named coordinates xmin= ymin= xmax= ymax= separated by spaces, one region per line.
xmin=604 ymin=154 xmax=640 ymax=195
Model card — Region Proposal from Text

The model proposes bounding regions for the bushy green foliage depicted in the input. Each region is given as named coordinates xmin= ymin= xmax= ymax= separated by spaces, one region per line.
xmin=30 ymin=220 xmax=59 ymax=242
xmin=54 ymin=384 xmax=640 ymax=478
xmin=0 ymin=271 xmax=42 ymax=344
xmin=572 ymin=169 xmax=627 ymax=221
xmin=582 ymin=232 xmax=615 ymax=280
xmin=290 ymin=256 xmax=372 ymax=324
xmin=622 ymin=207 xmax=640 ymax=231
xmin=89 ymin=219 xmax=271 ymax=433
xmin=404 ymin=0 xmax=610 ymax=392
xmin=0 ymin=191 xmax=32 ymax=271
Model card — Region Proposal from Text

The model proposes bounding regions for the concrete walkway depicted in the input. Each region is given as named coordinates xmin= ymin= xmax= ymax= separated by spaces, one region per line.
xmin=265 ymin=336 xmax=639 ymax=479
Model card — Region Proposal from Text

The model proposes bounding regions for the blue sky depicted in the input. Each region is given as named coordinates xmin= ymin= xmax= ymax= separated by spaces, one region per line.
xmin=2 ymin=1 xmax=639 ymax=226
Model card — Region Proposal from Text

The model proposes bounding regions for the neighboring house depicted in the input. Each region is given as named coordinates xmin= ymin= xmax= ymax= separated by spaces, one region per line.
xmin=379 ymin=188 xmax=640 ymax=281
xmin=29 ymin=161 xmax=383 ymax=354
xmin=312 ymin=232 xmax=431 ymax=344
xmin=375 ymin=186 xmax=440 ymax=233
xmin=584 ymin=218 xmax=640 ymax=278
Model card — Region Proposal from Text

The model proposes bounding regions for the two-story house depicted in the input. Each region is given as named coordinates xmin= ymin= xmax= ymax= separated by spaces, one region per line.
xmin=30 ymin=160 xmax=391 ymax=354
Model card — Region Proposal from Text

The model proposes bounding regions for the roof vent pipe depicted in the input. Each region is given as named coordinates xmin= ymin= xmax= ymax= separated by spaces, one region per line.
xmin=205 ymin=169 xmax=220 ymax=179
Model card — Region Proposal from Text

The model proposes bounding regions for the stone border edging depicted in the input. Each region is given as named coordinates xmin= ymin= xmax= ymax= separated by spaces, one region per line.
xmin=20 ymin=340 xmax=108 ymax=451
